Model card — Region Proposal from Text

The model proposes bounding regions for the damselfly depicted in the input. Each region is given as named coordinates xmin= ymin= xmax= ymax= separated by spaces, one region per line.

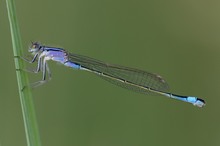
xmin=22 ymin=42 xmax=205 ymax=107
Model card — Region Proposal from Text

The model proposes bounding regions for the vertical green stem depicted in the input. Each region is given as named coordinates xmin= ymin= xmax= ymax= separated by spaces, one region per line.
xmin=6 ymin=0 xmax=41 ymax=146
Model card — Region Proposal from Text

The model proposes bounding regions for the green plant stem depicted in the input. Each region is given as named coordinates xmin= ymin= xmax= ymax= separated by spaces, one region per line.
xmin=6 ymin=0 xmax=41 ymax=146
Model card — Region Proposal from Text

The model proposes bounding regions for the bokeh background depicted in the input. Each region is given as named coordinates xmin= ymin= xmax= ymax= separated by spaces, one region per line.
xmin=1 ymin=0 xmax=220 ymax=146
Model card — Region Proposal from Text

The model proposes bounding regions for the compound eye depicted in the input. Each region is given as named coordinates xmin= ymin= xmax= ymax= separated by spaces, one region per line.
xmin=31 ymin=42 xmax=40 ymax=49
xmin=32 ymin=44 xmax=36 ymax=49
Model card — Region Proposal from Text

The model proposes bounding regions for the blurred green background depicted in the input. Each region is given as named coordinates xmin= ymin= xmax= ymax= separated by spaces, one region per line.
xmin=1 ymin=0 xmax=220 ymax=146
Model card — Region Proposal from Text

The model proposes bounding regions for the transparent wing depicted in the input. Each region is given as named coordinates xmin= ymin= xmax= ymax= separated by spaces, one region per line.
xmin=69 ymin=53 xmax=169 ymax=94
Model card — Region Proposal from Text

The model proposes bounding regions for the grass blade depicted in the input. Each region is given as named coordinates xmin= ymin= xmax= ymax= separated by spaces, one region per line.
xmin=6 ymin=0 xmax=41 ymax=146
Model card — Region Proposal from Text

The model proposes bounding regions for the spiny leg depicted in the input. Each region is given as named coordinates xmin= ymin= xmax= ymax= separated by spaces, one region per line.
xmin=46 ymin=62 xmax=52 ymax=81
xmin=14 ymin=54 xmax=39 ymax=72
xmin=30 ymin=57 xmax=51 ymax=88
xmin=13 ymin=54 xmax=41 ymax=90
xmin=21 ymin=53 xmax=39 ymax=63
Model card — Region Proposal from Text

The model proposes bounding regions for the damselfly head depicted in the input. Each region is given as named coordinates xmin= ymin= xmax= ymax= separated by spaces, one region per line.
xmin=29 ymin=42 xmax=42 ymax=54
